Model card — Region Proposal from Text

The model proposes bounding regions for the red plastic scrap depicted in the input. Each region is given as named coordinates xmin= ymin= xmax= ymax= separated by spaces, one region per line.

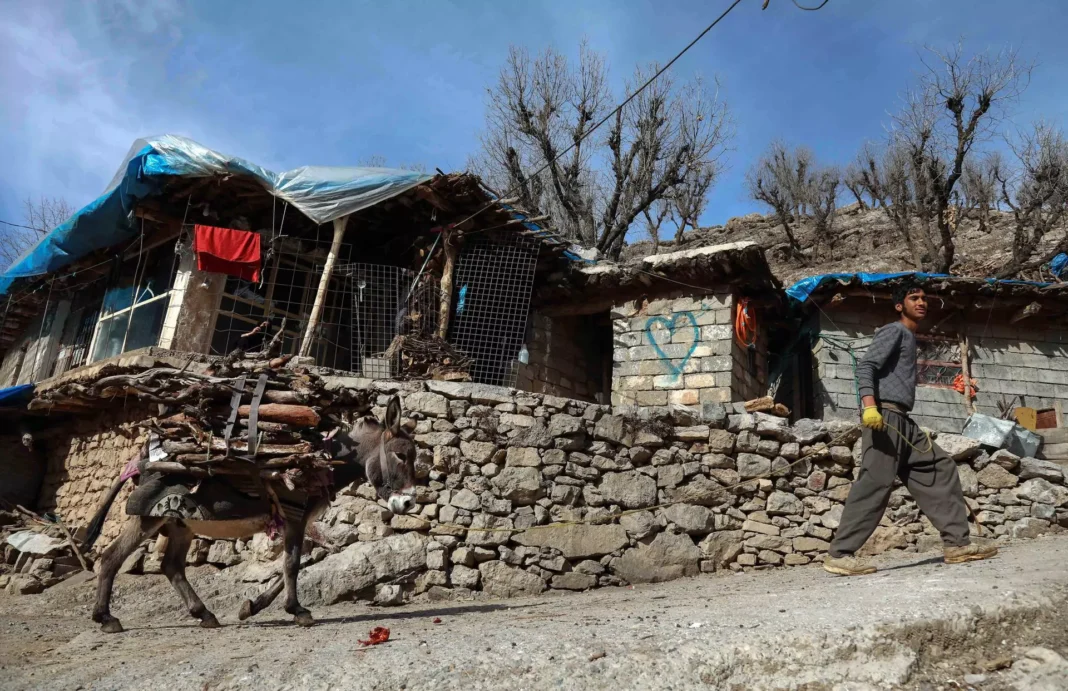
xmin=359 ymin=627 xmax=391 ymax=646
xmin=432 ymin=618 xmax=442 ymax=624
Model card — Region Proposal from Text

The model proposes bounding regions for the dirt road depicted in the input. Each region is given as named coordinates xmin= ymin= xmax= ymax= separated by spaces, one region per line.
xmin=2 ymin=537 xmax=1067 ymax=690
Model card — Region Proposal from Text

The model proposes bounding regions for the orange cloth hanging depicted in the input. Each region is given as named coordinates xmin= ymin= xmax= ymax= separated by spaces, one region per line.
xmin=734 ymin=298 xmax=758 ymax=348
xmin=952 ymin=372 xmax=978 ymax=399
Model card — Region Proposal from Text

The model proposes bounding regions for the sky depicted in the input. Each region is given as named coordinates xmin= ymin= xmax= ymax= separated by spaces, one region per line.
xmin=3 ymin=0 xmax=1068 ymax=246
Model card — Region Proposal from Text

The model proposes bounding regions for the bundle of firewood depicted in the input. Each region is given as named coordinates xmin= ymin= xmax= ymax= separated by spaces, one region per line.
xmin=31 ymin=355 xmax=371 ymax=492
xmin=383 ymin=334 xmax=472 ymax=381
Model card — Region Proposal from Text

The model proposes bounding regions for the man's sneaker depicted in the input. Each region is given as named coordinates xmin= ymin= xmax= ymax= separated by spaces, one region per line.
xmin=823 ymin=555 xmax=877 ymax=576
xmin=944 ymin=541 xmax=998 ymax=564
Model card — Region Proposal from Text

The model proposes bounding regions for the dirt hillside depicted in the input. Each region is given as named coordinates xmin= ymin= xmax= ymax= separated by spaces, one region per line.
xmin=623 ymin=205 xmax=1066 ymax=286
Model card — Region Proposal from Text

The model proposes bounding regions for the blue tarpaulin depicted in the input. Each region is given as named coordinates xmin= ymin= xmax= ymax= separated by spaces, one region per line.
xmin=0 ymin=135 xmax=432 ymax=296
xmin=0 ymin=384 xmax=34 ymax=408
xmin=785 ymin=271 xmax=1053 ymax=305
xmin=1051 ymin=252 xmax=1068 ymax=279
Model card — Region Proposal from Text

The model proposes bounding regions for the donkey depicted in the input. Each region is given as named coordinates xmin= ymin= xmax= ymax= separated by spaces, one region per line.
xmin=83 ymin=395 xmax=419 ymax=633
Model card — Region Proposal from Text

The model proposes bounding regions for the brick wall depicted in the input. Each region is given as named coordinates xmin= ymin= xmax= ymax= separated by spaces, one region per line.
xmin=516 ymin=312 xmax=609 ymax=403
xmin=815 ymin=307 xmax=1068 ymax=433
xmin=611 ymin=291 xmax=736 ymax=409
xmin=36 ymin=405 xmax=152 ymax=544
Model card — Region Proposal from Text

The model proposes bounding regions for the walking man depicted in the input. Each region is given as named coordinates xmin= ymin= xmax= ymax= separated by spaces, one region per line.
xmin=824 ymin=281 xmax=998 ymax=576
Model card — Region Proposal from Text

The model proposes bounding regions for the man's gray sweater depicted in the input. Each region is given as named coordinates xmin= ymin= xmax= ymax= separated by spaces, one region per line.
xmin=856 ymin=321 xmax=917 ymax=411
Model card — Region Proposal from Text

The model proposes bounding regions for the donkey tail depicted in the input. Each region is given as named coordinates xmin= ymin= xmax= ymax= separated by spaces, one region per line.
xmin=83 ymin=475 xmax=129 ymax=550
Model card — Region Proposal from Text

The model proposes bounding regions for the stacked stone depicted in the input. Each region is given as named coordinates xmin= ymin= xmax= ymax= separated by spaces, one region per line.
xmin=70 ymin=380 xmax=1066 ymax=605
xmin=610 ymin=294 xmax=735 ymax=409
xmin=270 ymin=382 xmax=1067 ymax=605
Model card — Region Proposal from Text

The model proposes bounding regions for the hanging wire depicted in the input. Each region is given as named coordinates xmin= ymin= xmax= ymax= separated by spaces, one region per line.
xmin=792 ymin=0 xmax=830 ymax=9
xmin=444 ymin=0 xmax=746 ymax=234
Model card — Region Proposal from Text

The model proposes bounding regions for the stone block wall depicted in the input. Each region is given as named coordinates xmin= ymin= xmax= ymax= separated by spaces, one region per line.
xmin=116 ymin=380 xmax=1062 ymax=606
xmin=515 ymin=312 xmax=608 ymax=403
xmin=37 ymin=405 xmax=152 ymax=544
xmin=816 ymin=309 xmax=1068 ymax=433
xmin=610 ymin=291 xmax=739 ymax=410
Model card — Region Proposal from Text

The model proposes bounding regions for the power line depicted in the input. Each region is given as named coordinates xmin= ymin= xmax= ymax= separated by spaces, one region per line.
xmin=0 ymin=219 xmax=38 ymax=232
xmin=792 ymin=0 xmax=830 ymax=9
xmin=450 ymin=0 xmax=747 ymax=235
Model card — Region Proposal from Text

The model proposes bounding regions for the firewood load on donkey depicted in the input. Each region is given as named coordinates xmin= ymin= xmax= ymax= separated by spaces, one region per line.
xmin=81 ymin=395 xmax=421 ymax=633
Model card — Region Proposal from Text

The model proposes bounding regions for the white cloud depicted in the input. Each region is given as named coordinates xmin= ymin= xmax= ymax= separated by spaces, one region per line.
xmin=0 ymin=1 xmax=253 ymax=213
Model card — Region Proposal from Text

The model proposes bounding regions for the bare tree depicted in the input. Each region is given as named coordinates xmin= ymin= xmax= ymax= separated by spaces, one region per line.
xmin=956 ymin=152 xmax=1001 ymax=233
xmin=882 ymin=41 xmax=1032 ymax=271
xmin=642 ymin=199 xmax=670 ymax=253
xmin=995 ymin=122 xmax=1068 ymax=278
xmin=745 ymin=141 xmax=814 ymax=260
xmin=843 ymin=163 xmax=869 ymax=211
xmin=805 ymin=166 xmax=841 ymax=257
xmin=849 ymin=141 xmax=889 ymax=209
xmin=473 ymin=43 xmax=732 ymax=259
xmin=0 ymin=197 xmax=74 ymax=270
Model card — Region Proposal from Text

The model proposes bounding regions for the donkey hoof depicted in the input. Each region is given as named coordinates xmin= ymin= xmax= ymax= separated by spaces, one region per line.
xmin=238 ymin=600 xmax=254 ymax=621
xmin=294 ymin=612 xmax=315 ymax=627
xmin=100 ymin=619 xmax=124 ymax=634
xmin=199 ymin=613 xmax=221 ymax=629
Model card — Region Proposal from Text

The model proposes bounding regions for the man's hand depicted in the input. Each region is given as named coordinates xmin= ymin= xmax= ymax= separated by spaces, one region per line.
xmin=861 ymin=406 xmax=886 ymax=431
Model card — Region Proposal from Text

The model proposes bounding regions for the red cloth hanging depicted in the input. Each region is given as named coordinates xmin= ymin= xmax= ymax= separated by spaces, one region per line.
xmin=194 ymin=225 xmax=262 ymax=282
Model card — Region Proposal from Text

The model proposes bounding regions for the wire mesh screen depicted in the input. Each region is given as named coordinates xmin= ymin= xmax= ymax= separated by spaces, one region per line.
xmin=211 ymin=239 xmax=353 ymax=370
xmin=448 ymin=234 xmax=540 ymax=387
xmin=341 ymin=263 xmax=439 ymax=379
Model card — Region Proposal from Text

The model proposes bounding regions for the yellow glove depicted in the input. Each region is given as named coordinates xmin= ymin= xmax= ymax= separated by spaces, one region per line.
xmin=861 ymin=406 xmax=886 ymax=431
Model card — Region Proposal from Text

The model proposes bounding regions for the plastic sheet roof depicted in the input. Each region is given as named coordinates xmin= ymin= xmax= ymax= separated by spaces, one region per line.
xmin=0 ymin=135 xmax=431 ymax=295
xmin=785 ymin=270 xmax=1057 ymax=305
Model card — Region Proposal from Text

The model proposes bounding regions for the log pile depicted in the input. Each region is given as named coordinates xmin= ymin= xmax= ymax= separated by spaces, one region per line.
xmin=383 ymin=334 xmax=472 ymax=381
xmin=31 ymin=356 xmax=373 ymax=493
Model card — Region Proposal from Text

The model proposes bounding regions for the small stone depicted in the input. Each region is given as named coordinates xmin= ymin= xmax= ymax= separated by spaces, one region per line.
xmin=1012 ymin=517 xmax=1051 ymax=539
xmin=450 ymin=564 xmax=481 ymax=589
xmin=1018 ymin=457 xmax=1065 ymax=484
xmin=935 ymin=434 xmax=981 ymax=462
xmin=551 ymin=573 xmax=596 ymax=591
xmin=707 ymin=429 xmax=736 ymax=454
xmin=820 ymin=505 xmax=844 ymax=530
xmin=600 ymin=471 xmax=657 ymax=509
xmin=451 ymin=489 xmax=481 ymax=511
xmin=737 ymin=453 xmax=771 ymax=480
xmin=742 ymin=520 xmax=780 ymax=536
xmin=611 ymin=532 xmax=700 ymax=584
xmin=989 ymin=449 xmax=1020 ymax=471
xmin=620 ymin=511 xmax=660 ymax=540
xmin=784 ymin=553 xmax=810 ymax=566
xmin=957 ymin=463 xmax=979 ymax=498
xmin=977 ymin=464 xmax=1019 ymax=489
xmin=478 ymin=562 xmax=546 ymax=597
xmin=736 ymin=553 xmax=757 ymax=567
xmin=1015 ymin=479 xmax=1068 ymax=507
xmin=663 ymin=504 xmax=715 ymax=535
xmin=792 ymin=537 xmax=830 ymax=552
xmin=766 ymin=491 xmax=803 ymax=516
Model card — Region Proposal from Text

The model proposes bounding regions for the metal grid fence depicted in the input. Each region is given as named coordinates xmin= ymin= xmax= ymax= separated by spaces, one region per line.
xmin=448 ymin=234 xmax=540 ymax=387
xmin=340 ymin=263 xmax=439 ymax=378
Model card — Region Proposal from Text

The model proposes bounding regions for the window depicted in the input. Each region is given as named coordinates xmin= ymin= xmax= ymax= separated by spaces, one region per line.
xmin=89 ymin=242 xmax=178 ymax=363
xmin=915 ymin=334 xmax=962 ymax=388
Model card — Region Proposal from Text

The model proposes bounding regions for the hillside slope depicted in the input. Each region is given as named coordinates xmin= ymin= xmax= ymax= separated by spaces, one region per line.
xmin=623 ymin=206 xmax=1065 ymax=286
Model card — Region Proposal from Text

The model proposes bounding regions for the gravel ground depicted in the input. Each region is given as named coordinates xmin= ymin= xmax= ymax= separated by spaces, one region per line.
xmin=2 ymin=536 xmax=1067 ymax=690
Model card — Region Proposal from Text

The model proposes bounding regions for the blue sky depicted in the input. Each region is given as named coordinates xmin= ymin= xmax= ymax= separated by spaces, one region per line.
xmin=3 ymin=0 xmax=1068 ymax=243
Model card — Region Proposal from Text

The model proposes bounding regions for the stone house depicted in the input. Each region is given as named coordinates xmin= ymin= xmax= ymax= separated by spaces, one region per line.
xmin=780 ymin=272 xmax=1068 ymax=443
xmin=1 ymin=136 xmax=1066 ymax=601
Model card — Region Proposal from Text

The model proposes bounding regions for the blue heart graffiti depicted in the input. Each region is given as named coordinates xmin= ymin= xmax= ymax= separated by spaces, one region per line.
xmin=645 ymin=311 xmax=700 ymax=379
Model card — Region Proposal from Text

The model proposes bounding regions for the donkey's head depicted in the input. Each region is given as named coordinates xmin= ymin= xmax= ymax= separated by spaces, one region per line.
xmin=324 ymin=395 xmax=420 ymax=514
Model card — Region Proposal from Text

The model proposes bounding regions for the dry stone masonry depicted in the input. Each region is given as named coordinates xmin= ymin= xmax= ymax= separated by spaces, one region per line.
xmin=611 ymin=292 xmax=751 ymax=410
xmin=109 ymin=380 xmax=1067 ymax=606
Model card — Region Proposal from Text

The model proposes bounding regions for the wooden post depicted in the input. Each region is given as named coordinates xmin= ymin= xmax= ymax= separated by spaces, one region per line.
xmin=959 ymin=332 xmax=975 ymax=414
xmin=299 ymin=215 xmax=349 ymax=358
xmin=437 ymin=232 xmax=458 ymax=339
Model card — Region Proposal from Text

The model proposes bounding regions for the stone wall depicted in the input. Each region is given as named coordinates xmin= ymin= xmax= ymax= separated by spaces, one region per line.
xmin=815 ymin=309 xmax=1068 ymax=434
xmin=37 ymin=405 xmax=151 ymax=544
xmin=611 ymin=291 xmax=741 ymax=410
xmin=515 ymin=312 xmax=608 ymax=403
xmin=153 ymin=380 xmax=1065 ymax=606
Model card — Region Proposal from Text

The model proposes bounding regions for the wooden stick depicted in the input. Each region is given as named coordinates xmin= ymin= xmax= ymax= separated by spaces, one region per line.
xmin=437 ymin=232 xmax=458 ymax=339
xmin=959 ymin=331 xmax=975 ymax=414
xmin=236 ymin=403 xmax=320 ymax=427
xmin=299 ymin=215 xmax=349 ymax=358
xmin=56 ymin=519 xmax=91 ymax=573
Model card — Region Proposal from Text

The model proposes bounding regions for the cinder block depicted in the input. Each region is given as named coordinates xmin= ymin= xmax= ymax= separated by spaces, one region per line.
xmin=635 ymin=390 xmax=669 ymax=406
xmin=704 ymin=325 xmax=732 ymax=341
xmin=669 ymin=389 xmax=700 ymax=406
xmin=684 ymin=373 xmax=718 ymax=389
xmin=700 ymin=387 xmax=731 ymax=404
xmin=653 ymin=374 xmax=685 ymax=390
xmin=618 ymin=376 xmax=654 ymax=391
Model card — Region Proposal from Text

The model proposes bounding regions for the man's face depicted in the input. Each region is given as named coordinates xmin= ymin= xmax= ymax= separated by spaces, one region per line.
xmin=897 ymin=289 xmax=928 ymax=321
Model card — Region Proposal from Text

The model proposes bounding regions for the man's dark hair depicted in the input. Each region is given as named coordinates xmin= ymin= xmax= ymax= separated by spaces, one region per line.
xmin=892 ymin=279 xmax=924 ymax=307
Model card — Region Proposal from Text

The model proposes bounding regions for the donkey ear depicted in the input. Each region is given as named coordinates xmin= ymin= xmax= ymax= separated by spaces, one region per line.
xmin=385 ymin=395 xmax=402 ymax=436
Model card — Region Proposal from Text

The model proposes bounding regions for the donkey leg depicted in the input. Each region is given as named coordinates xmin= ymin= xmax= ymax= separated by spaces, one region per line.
xmin=282 ymin=518 xmax=314 ymax=627
xmin=161 ymin=524 xmax=220 ymax=629
xmin=92 ymin=516 xmax=165 ymax=634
